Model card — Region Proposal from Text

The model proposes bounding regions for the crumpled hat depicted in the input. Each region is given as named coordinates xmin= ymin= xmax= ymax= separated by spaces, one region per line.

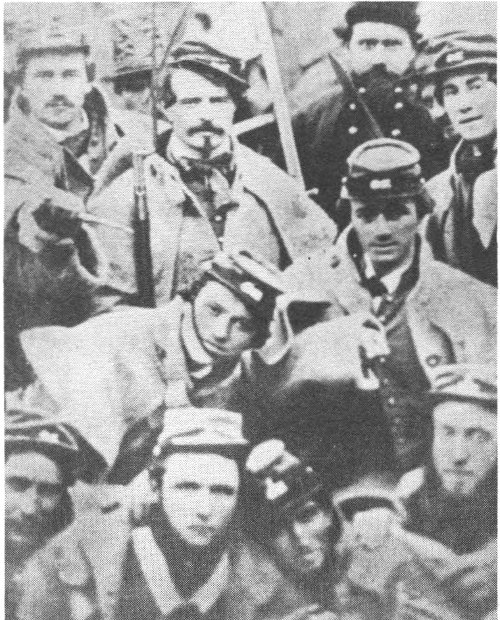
xmin=153 ymin=407 xmax=248 ymax=459
xmin=203 ymin=250 xmax=284 ymax=321
xmin=6 ymin=408 xmax=107 ymax=484
xmin=168 ymin=39 xmax=249 ymax=92
xmin=428 ymin=364 xmax=497 ymax=406
xmin=17 ymin=16 xmax=89 ymax=64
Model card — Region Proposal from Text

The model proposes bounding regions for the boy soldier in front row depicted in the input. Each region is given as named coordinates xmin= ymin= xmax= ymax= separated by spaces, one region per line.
xmin=283 ymin=138 xmax=496 ymax=475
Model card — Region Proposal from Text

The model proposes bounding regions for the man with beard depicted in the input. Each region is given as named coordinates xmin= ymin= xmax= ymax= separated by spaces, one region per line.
xmin=424 ymin=33 xmax=497 ymax=286
xmin=358 ymin=364 xmax=497 ymax=620
xmin=87 ymin=36 xmax=336 ymax=308
xmin=283 ymin=139 xmax=496 ymax=475
xmin=293 ymin=2 xmax=448 ymax=227
xmin=5 ymin=410 xmax=105 ymax=620
xmin=18 ymin=251 xmax=285 ymax=467
xmin=16 ymin=408 xmax=258 ymax=620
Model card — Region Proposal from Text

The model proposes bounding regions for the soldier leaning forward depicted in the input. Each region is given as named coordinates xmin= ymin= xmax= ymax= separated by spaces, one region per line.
xmin=283 ymin=139 xmax=496 ymax=475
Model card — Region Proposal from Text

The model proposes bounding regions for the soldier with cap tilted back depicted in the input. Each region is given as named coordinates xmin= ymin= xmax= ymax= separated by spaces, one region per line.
xmin=5 ymin=409 xmax=105 ymax=620
xmin=424 ymin=32 xmax=497 ymax=286
xmin=18 ymin=250 xmax=285 ymax=469
xmin=293 ymin=2 xmax=448 ymax=227
xmin=87 ymin=34 xmax=336 ymax=310
xmin=283 ymin=138 xmax=496 ymax=475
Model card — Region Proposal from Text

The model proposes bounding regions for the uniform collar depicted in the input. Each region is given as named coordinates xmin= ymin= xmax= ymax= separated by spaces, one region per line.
xmin=132 ymin=526 xmax=229 ymax=615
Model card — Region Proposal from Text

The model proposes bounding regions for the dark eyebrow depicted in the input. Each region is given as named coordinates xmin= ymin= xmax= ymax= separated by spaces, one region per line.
xmin=179 ymin=97 xmax=201 ymax=104
xmin=359 ymin=38 xmax=379 ymax=45
xmin=466 ymin=75 xmax=485 ymax=87
xmin=211 ymin=484 xmax=236 ymax=495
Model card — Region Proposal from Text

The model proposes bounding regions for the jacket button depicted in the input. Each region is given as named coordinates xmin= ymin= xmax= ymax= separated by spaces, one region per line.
xmin=379 ymin=357 xmax=387 ymax=364
xmin=348 ymin=126 xmax=358 ymax=135
xmin=214 ymin=214 xmax=223 ymax=222
xmin=358 ymin=87 xmax=366 ymax=94
xmin=387 ymin=397 xmax=396 ymax=406
xmin=391 ymin=129 xmax=402 ymax=137
xmin=394 ymin=86 xmax=403 ymax=94
xmin=349 ymin=103 xmax=357 ymax=110
xmin=394 ymin=102 xmax=403 ymax=110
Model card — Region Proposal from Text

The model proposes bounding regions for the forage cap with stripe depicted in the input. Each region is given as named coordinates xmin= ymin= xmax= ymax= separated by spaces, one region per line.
xmin=429 ymin=31 xmax=496 ymax=78
xmin=429 ymin=364 xmax=497 ymax=406
xmin=344 ymin=138 xmax=425 ymax=200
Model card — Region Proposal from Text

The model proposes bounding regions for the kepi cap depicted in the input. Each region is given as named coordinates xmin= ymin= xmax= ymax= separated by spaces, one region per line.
xmin=428 ymin=32 xmax=496 ymax=79
xmin=5 ymin=409 xmax=106 ymax=484
xmin=153 ymin=407 xmax=248 ymax=460
xmin=168 ymin=39 xmax=249 ymax=93
xmin=17 ymin=16 xmax=89 ymax=64
xmin=429 ymin=364 xmax=497 ymax=406
xmin=203 ymin=250 xmax=284 ymax=321
xmin=344 ymin=138 xmax=425 ymax=200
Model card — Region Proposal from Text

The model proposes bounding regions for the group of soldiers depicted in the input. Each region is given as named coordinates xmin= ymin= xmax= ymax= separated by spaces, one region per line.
xmin=4 ymin=2 xmax=497 ymax=620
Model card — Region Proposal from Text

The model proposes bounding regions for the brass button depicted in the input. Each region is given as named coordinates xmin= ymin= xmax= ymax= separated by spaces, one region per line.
xmin=387 ymin=396 xmax=396 ymax=406
xmin=394 ymin=102 xmax=403 ymax=110
xmin=358 ymin=87 xmax=366 ymax=94
xmin=379 ymin=356 xmax=387 ymax=364
xmin=214 ymin=214 xmax=223 ymax=222
xmin=349 ymin=103 xmax=357 ymax=110
xmin=391 ymin=128 xmax=402 ymax=137
xmin=348 ymin=126 xmax=358 ymax=135
xmin=394 ymin=86 xmax=403 ymax=94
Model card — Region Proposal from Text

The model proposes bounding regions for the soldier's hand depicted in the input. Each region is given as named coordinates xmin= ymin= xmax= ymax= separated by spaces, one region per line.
xmin=32 ymin=198 xmax=83 ymax=239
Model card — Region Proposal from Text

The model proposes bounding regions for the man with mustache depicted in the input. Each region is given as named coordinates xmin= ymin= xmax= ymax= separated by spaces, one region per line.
xmin=4 ymin=18 xmax=150 ymax=392
xmin=283 ymin=139 xmax=496 ymax=476
xmin=87 ymin=36 xmax=336 ymax=309
xmin=424 ymin=33 xmax=497 ymax=286
xmin=5 ymin=409 xmax=105 ymax=620
xmin=293 ymin=2 xmax=448 ymax=227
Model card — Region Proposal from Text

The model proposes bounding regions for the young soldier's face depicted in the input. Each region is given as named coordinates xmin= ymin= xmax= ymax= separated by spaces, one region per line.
xmin=433 ymin=401 xmax=497 ymax=497
xmin=348 ymin=22 xmax=415 ymax=77
xmin=351 ymin=198 xmax=419 ymax=276
xmin=161 ymin=453 xmax=239 ymax=547
xmin=194 ymin=281 xmax=261 ymax=361
xmin=6 ymin=451 xmax=65 ymax=558
xmin=22 ymin=51 xmax=90 ymax=130
xmin=168 ymin=69 xmax=236 ymax=155
xmin=441 ymin=70 xmax=496 ymax=142
xmin=269 ymin=500 xmax=333 ymax=577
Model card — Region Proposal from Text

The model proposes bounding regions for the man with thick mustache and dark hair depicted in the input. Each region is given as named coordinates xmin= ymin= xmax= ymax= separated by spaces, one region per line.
xmin=87 ymin=35 xmax=336 ymax=309
xmin=293 ymin=1 xmax=448 ymax=227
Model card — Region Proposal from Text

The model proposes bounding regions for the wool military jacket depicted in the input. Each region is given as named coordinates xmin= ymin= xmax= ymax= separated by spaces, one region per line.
xmin=4 ymin=87 xmax=150 ymax=390
xmin=16 ymin=496 xmax=349 ymax=620
xmin=293 ymin=82 xmax=448 ymax=221
xmin=86 ymin=129 xmax=337 ymax=307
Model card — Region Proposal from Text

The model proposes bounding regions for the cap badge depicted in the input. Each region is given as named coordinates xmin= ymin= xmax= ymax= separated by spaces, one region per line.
xmin=370 ymin=178 xmax=392 ymax=190
xmin=38 ymin=430 xmax=61 ymax=444
xmin=445 ymin=50 xmax=465 ymax=64
xmin=240 ymin=281 xmax=263 ymax=302
xmin=265 ymin=477 xmax=288 ymax=501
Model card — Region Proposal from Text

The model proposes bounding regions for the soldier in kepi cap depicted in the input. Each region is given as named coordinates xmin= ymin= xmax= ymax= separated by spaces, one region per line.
xmin=87 ymin=34 xmax=336 ymax=310
xmin=17 ymin=408 xmax=271 ymax=620
xmin=292 ymin=1 xmax=448 ymax=228
xmin=18 ymin=250 xmax=285 ymax=468
xmin=284 ymin=138 xmax=496 ymax=475
xmin=5 ymin=409 xmax=105 ymax=620
xmin=4 ymin=16 xmax=152 ymax=393
xmin=348 ymin=365 xmax=497 ymax=620
xmin=424 ymin=32 xmax=497 ymax=286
